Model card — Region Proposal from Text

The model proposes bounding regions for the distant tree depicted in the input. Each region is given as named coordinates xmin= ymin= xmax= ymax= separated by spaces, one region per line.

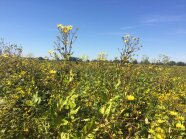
xmin=176 ymin=61 xmax=185 ymax=66
xmin=113 ymin=57 xmax=120 ymax=63
xmin=69 ymin=57 xmax=82 ymax=61
xmin=157 ymin=54 xmax=170 ymax=65
xmin=168 ymin=61 xmax=176 ymax=66
xmin=26 ymin=52 xmax=35 ymax=58
xmin=141 ymin=55 xmax=150 ymax=64
xmin=38 ymin=57 xmax=45 ymax=60
xmin=132 ymin=59 xmax=138 ymax=64
xmin=92 ymin=59 xmax=98 ymax=62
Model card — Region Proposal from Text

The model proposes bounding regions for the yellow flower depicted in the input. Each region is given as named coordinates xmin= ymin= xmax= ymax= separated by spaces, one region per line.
xmin=13 ymin=95 xmax=19 ymax=99
xmin=124 ymin=39 xmax=129 ymax=43
xmin=127 ymin=95 xmax=135 ymax=101
xmin=176 ymin=116 xmax=185 ymax=121
xmin=169 ymin=111 xmax=178 ymax=116
xmin=67 ymin=25 xmax=73 ymax=30
xmin=145 ymin=118 xmax=150 ymax=124
xmin=156 ymin=134 xmax=164 ymax=139
xmin=57 ymin=24 xmax=63 ymax=28
xmin=48 ymin=50 xmax=54 ymax=54
xmin=24 ymin=128 xmax=29 ymax=132
xmin=2 ymin=53 xmax=9 ymax=57
xmin=155 ymin=127 xmax=164 ymax=133
xmin=157 ymin=119 xmax=165 ymax=124
xmin=176 ymin=123 xmax=185 ymax=131
xmin=62 ymin=27 xmax=69 ymax=33
xmin=20 ymin=71 xmax=26 ymax=76
xmin=49 ymin=70 xmax=56 ymax=74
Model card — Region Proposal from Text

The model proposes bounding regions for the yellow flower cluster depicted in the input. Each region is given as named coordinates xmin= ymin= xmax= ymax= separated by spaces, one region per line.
xmin=2 ymin=53 xmax=9 ymax=57
xmin=49 ymin=70 xmax=56 ymax=74
xmin=57 ymin=24 xmax=73 ymax=33
xmin=127 ymin=95 xmax=135 ymax=101
xmin=176 ymin=123 xmax=185 ymax=131
xmin=169 ymin=111 xmax=178 ymax=116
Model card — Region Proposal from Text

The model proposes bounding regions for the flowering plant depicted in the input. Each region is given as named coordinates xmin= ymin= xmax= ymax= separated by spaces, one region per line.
xmin=120 ymin=35 xmax=142 ymax=64
xmin=52 ymin=24 xmax=78 ymax=60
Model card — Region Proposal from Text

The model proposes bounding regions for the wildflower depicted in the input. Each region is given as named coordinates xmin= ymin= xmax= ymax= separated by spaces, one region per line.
xmin=176 ymin=116 xmax=185 ymax=121
xmin=57 ymin=24 xmax=63 ymax=28
xmin=145 ymin=118 xmax=150 ymax=124
xmin=12 ymin=95 xmax=19 ymax=99
xmin=49 ymin=70 xmax=56 ymax=74
xmin=97 ymin=52 xmax=107 ymax=61
xmin=124 ymin=39 xmax=129 ymax=43
xmin=176 ymin=123 xmax=185 ymax=131
xmin=62 ymin=27 xmax=69 ymax=33
xmin=148 ymin=129 xmax=155 ymax=134
xmin=157 ymin=119 xmax=165 ymax=124
xmin=24 ymin=128 xmax=29 ymax=132
xmin=156 ymin=134 xmax=164 ymax=139
xmin=48 ymin=50 xmax=54 ymax=54
xmin=127 ymin=95 xmax=135 ymax=101
xmin=2 ymin=53 xmax=9 ymax=57
xmin=155 ymin=127 xmax=164 ymax=133
xmin=67 ymin=25 xmax=73 ymax=30
xmin=20 ymin=71 xmax=26 ymax=76
xmin=169 ymin=111 xmax=178 ymax=116
xmin=7 ymin=81 xmax=11 ymax=85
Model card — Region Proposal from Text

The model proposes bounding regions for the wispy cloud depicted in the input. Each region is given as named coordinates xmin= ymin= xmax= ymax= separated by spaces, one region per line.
xmin=142 ymin=15 xmax=185 ymax=24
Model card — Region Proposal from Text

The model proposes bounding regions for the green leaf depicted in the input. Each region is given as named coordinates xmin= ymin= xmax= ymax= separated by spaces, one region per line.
xmin=105 ymin=102 xmax=112 ymax=116
xmin=70 ymin=106 xmax=80 ymax=115
xmin=83 ymin=118 xmax=95 ymax=137
xmin=61 ymin=119 xmax=69 ymax=125
xmin=115 ymin=79 xmax=121 ymax=89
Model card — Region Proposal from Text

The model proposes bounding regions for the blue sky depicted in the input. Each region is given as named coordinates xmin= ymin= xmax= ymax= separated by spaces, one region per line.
xmin=0 ymin=0 xmax=186 ymax=61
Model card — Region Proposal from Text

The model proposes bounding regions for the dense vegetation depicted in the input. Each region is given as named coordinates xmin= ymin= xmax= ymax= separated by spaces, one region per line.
xmin=0 ymin=24 xmax=186 ymax=138
xmin=0 ymin=56 xmax=185 ymax=139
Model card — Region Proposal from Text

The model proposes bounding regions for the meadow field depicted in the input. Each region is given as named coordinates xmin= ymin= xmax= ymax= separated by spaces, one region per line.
xmin=0 ymin=56 xmax=185 ymax=138
xmin=1 ymin=0 xmax=186 ymax=138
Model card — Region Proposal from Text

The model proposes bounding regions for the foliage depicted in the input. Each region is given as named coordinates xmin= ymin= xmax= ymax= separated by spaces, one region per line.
xmin=0 ymin=56 xmax=186 ymax=139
